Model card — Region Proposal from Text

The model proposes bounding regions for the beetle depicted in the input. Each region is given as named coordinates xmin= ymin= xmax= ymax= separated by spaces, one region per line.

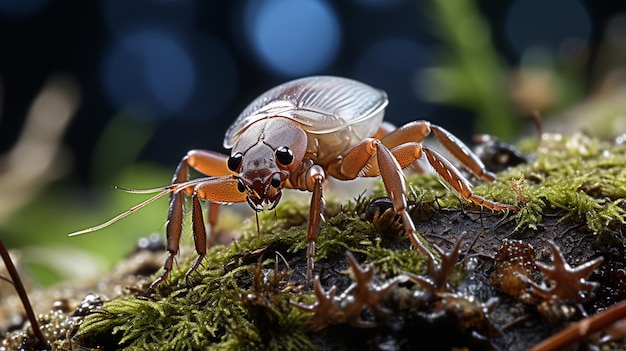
xmin=72 ymin=76 xmax=517 ymax=292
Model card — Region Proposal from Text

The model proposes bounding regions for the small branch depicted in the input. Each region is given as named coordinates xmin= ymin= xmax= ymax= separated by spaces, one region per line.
xmin=530 ymin=299 xmax=626 ymax=351
xmin=0 ymin=236 xmax=49 ymax=349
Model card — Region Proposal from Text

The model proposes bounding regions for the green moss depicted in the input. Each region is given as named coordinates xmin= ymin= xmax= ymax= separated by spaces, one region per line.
xmin=75 ymin=194 xmax=403 ymax=350
xmin=498 ymin=133 xmax=626 ymax=232
xmin=351 ymin=238 xmax=425 ymax=278
xmin=74 ymin=132 xmax=626 ymax=350
xmin=392 ymin=133 xmax=626 ymax=233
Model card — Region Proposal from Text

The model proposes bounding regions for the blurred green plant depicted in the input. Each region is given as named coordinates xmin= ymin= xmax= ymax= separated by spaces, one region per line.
xmin=418 ymin=0 xmax=517 ymax=140
xmin=418 ymin=0 xmax=592 ymax=141
xmin=0 ymin=114 xmax=170 ymax=286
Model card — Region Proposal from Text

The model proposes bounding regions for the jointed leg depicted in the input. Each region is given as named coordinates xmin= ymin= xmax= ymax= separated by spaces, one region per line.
xmin=422 ymin=147 xmax=517 ymax=211
xmin=380 ymin=121 xmax=497 ymax=181
xmin=329 ymin=138 xmax=436 ymax=261
xmin=305 ymin=165 xmax=325 ymax=286
xmin=373 ymin=141 xmax=436 ymax=261
xmin=147 ymin=150 xmax=241 ymax=292
xmin=380 ymin=122 xmax=517 ymax=210
xmin=206 ymin=202 xmax=221 ymax=248
xmin=186 ymin=193 xmax=207 ymax=284
xmin=168 ymin=150 xmax=232 ymax=238
xmin=429 ymin=124 xmax=497 ymax=182
xmin=378 ymin=121 xmax=517 ymax=210
xmin=147 ymin=189 xmax=184 ymax=293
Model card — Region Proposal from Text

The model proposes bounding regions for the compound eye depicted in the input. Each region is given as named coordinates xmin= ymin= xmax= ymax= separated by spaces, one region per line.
xmin=227 ymin=152 xmax=243 ymax=172
xmin=237 ymin=179 xmax=246 ymax=193
xmin=270 ymin=174 xmax=281 ymax=188
xmin=275 ymin=146 xmax=293 ymax=166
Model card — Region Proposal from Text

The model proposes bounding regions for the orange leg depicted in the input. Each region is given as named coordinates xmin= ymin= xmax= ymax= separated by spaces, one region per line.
xmin=148 ymin=150 xmax=243 ymax=292
xmin=379 ymin=122 xmax=517 ymax=210
xmin=421 ymin=147 xmax=517 ymax=211
xmin=327 ymin=138 xmax=435 ymax=261
xmin=378 ymin=121 xmax=518 ymax=210
xmin=380 ymin=120 xmax=497 ymax=181
xmin=187 ymin=194 xmax=207 ymax=285
xmin=305 ymin=165 xmax=325 ymax=286
xmin=148 ymin=188 xmax=184 ymax=292
xmin=327 ymin=130 xmax=517 ymax=262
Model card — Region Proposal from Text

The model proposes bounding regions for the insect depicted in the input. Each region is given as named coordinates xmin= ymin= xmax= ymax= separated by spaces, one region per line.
xmin=72 ymin=76 xmax=517 ymax=292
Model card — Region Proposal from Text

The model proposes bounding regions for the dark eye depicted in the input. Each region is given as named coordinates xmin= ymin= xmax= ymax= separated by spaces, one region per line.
xmin=270 ymin=175 xmax=281 ymax=188
xmin=275 ymin=146 xmax=293 ymax=166
xmin=237 ymin=179 xmax=246 ymax=193
xmin=228 ymin=152 xmax=243 ymax=172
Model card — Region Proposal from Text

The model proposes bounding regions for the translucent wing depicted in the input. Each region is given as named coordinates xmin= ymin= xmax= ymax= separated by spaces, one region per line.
xmin=223 ymin=76 xmax=388 ymax=149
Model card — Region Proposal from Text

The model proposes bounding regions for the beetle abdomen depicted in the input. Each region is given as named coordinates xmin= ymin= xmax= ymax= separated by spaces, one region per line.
xmin=224 ymin=76 xmax=388 ymax=149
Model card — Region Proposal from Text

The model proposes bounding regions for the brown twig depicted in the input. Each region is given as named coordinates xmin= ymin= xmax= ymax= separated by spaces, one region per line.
xmin=530 ymin=299 xmax=626 ymax=351
xmin=0 ymin=236 xmax=49 ymax=349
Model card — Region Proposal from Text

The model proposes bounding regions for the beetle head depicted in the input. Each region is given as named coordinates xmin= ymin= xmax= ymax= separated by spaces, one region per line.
xmin=229 ymin=143 xmax=288 ymax=211
xmin=227 ymin=118 xmax=307 ymax=212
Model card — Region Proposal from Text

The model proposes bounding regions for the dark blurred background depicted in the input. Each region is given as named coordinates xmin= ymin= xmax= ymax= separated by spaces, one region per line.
xmin=1 ymin=0 xmax=625 ymax=285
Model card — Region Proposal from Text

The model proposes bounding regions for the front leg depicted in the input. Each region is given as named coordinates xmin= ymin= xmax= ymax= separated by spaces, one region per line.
xmin=304 ymin=165 xmax=326 ymax=287
xmin=147 ymin=148 xmax=241 ymax=292
xmin=170 ymin=150 xmax=233 ymax=243
xmin=148 ymin=175 xmax=247 ymax=292
xmin=172 ymin=149 xmax=234 ymax=185
xmin=147 ymin=189 xmax=185 ymax=293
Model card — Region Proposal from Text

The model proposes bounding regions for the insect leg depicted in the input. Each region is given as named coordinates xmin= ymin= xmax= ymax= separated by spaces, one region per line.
xmin=429 ymin=124 xmax=497 ymax=182
xmin=372 ymin=140 xmax=436 ymax=262
xmin=146 ymin=176 xmax=247 ymax=292
xmin=147 ymin=189 xmax=184 ymax=293
xmin=329 ymin=138 xmax=436 ymax=261
xmin=206 ymin=202 xmax=221 ymax=248
xmin=172 ymin=149 xmax=234 ymax=242
xmin=380 ymin=121 xmax=497 ymax=182
xmin=147 ymin=150 xmax=232 ymax=291
xmin=179 ymin=149 xmax=233 ymax=179
xmin=185 ymin=193 xmax=207 ymax=285
xmin=422 ymin=147 xmax=518 ymax=211
xmin=305 ymin=165 xmax=325 ymax=287
xmin=379 ymin=120 xmax=431 ymax=148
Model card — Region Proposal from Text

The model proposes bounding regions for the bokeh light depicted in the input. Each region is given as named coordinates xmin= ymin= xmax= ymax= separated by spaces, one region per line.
xmin=505 ymin=0 xmax=591 ymax=55
xmin=242 ymin=0 xmax=341 ymax=77
xmin=102 ymin=30 xmax=195 ymax=120
xmin=101 ymin=0 xmax=238 ymax=123
xmin=353 ymin=38 xmax=434 ymax=124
